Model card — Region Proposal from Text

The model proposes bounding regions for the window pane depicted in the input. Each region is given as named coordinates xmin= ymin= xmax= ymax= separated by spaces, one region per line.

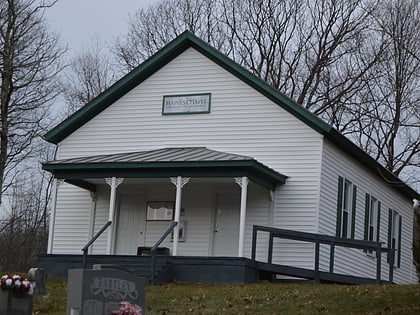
xmin=369 ymin=226 xmax=374 ymax=241
xmin=369 ymin=197 xmax=377 ymax=241
xmin=390 ymin=210 xmax=401 ymax=267
xmin=342 ymin=180 xmax=352 ymax=238
xmin=344 ymin=181 xmax=350 ymax=210
xmin=342 ymin=211 xmax=348 ymax=237
xmin=392 ymin=212 xmax=398 ymax=237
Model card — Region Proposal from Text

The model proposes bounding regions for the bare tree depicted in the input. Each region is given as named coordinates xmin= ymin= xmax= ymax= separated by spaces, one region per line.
xmin=0 ymin=139 xmax=55 ymax=271
xmin=61 ymin=38 xmax=118 ymax=115
xmin=220 ymin=0 xmax=305 ymax=95
xmin=116 ymin=0 xmax=383 ymax=132
xmin=63 ymin=0 xmax=226 ymax=113
xmin=113 ymin=0 xmax=225 ymax=72
xmin=222 ymin=0 xmax=385 ymax=134
xmin=0 ymin=0 xmax=65 ymax=203
xmin=112 ymin=0 xmax=419 ymax=189
xmin=353 ymin=0 xmax=419 ymax=181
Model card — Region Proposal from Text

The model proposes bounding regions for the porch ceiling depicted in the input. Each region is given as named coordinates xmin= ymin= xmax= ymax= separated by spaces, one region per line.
xmin=42 ymin=147 xmax=288 ymax=190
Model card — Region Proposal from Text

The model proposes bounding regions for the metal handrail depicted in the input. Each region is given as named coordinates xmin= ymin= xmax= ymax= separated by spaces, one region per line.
xmin=150 ymin=221 xmax=178 ymax=284
xmin=82 ymin=221 xmax=112 ymax=268
xmin=251 ymin=225 xmax=394 ymax=284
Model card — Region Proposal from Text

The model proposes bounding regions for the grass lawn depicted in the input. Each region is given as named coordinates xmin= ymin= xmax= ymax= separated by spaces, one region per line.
xmin=33 ymin=279 xmax=420 ymax=314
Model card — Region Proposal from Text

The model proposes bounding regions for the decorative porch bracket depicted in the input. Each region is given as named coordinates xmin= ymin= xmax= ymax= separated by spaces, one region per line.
xmin=170 ymin=176 xmax=190 ymax=256
xmin=235 ymin=176 xmax=249 ymax=257
xmin=105 ymin=177 xmax=124 ymax=254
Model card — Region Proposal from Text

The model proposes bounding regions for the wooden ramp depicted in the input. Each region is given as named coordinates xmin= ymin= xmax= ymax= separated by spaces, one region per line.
xmin=255 ymin=261 xmax=390 ymax=285
xmin=38 ymin=225 xmax=395 ymax=285
xmin=251 ymin=225 xmax=395 ymax=285
xmin=37 ymin=254 xmax=391 ymax=285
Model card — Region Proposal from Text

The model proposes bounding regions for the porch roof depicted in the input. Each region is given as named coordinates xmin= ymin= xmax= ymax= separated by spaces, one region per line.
xmin=42 ymin=147 xmax=288 ymax=190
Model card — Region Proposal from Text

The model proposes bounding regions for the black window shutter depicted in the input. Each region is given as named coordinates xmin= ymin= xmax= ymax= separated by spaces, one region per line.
xmin=351 ymin=185 xmax=357 ymax=239
xmin=376 ymin=201 xmax=381 ymax=242
xmin=387 ymin=208 xmax=392 ymax=264
xmin=397 ymin=216 xmax=402 ymax=268
xmin=336 ymin=176 xmax=344 ymax=237
xmin=364 ymin=193 xmax=370 ymax=241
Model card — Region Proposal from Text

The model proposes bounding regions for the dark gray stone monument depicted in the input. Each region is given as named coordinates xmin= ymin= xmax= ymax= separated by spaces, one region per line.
xmin=0 ymin=268 xmax=47 ymax=315
xmin=28 ymin=268 xmax=48 ymax=294
xmin=0 ymin=291 xmax=33 ymax=315
xmin=66 ymin=266 xmax=145 ymax=315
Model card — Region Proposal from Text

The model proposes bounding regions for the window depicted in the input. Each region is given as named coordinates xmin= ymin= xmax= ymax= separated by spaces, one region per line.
xmin=146 ymin=201 xmax=174 ymax=221
xmin=388 ymin=209 xmax=402 ymax=267
xmin=368 ymin=197 xmax=378 ymax=241
xmin=336 ymin=177 xmax=357 ymax=238
xmin=364 ymin=194 xmax=381 ymax=252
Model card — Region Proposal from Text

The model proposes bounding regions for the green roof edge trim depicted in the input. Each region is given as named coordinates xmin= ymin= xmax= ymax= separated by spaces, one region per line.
xmin=42 ymin=159 xmax=287 ymax=190
xmin=43 ymin=31 xmax=331 ymax=144
xmin=43 ymin=31 xmax=419 ymax=199
xmin=327 ymin=129 xmax=419 ymax=199
xmin=43 ymin=31 xmax=195 ymax=144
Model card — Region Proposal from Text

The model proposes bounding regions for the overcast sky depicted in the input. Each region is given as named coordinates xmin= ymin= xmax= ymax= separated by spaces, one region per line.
xmin=46 ymin=0 xmax=156 ymax=54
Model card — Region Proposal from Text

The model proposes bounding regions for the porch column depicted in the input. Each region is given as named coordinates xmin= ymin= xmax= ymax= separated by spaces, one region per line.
xmin=105 ymin=177 xmax=124 ymax=254
xmin=47 ymin=179 xmax=63 ymax=254
xmin=235 ymin=176 xmax=249 ymax=257
xmin=170 ymin=176 xmax=190 ymax=256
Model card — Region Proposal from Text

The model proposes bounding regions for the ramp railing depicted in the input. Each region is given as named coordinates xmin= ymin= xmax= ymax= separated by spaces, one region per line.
xmin=251 ymin=225 xmax=394 ymax=283
xmin=81 ymin=221 xmax=112 ymax=268
xmin=150 ymin=221 xmax=178 ymax=284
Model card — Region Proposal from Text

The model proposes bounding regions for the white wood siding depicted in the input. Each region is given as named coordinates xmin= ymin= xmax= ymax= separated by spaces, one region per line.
xmin=49 ymin=47 xmax=417 ymax=283
xmin=53 ymin=48 xmax=323 ymax=266
xmin=87 ymin=182 xmax=268 ymax=257
xmin=90 ymin=185 xmax=110 ymax=254
xmin=318 ymin=140 xmax=416 ymax=284
xmin=244 ymin=185 xmax=271 ymax=260
xmin=58 ymin=48 xmax=322 ymax=190
xmin=52 ymin=183 xmax=91 ymax=254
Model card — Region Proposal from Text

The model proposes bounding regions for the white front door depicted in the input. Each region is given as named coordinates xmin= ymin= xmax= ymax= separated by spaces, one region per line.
xmin=212 ymin=194 xmax=240 ymax=256
xmin=114 ymin=195 xmax=146 ymax=254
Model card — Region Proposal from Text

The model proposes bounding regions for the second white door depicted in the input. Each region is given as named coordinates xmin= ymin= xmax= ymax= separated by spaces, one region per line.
xmin=212 ymin=194 xmax=240 ymax=256
xmin=114 ymin=195 xmax=146 ymax=254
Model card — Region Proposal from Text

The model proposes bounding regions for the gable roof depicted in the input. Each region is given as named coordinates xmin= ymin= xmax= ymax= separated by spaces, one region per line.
xmin=43 ymin=31 xmax=419 ymax=200
xmin=42 ymin=147 xmax=287 ymax=190
xmin=44 ymin=31 xmax=331 ymax=144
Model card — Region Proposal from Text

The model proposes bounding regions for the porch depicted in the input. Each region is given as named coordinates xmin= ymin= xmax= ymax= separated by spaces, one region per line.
xmin=43 ymin=147 xmax=287 ymax=258
xmin=36 ymin=225 xmax=394 ymax=285
xmin=36 ymin=255 xmax=392 ymax=285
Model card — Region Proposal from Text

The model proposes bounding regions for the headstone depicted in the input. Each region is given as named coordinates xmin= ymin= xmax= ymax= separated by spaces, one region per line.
xmin=0 ymin=290 xmax=33 ymax=315
xmin=28 ymin=268 xmax=48 ymax=294
xmin=0 ymin=269 xmax=47 ymax=315
xmin=66 ymin=267 xmax=145 ymax=315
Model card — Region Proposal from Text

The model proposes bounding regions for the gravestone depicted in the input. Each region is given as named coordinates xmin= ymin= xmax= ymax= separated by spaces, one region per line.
xmin=0 ymin=268 xmax=47 ymax=315
xmin=28 ymin=268 xmax=48 ymax=294
xmin=0 ymin=291 xmax=33 ymax=315
xmin=66 ymin=266 xmax=145 ymax=315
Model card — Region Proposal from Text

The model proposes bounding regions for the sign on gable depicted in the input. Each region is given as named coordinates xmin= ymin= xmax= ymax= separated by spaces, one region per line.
xmin=162 ymin=93 xmax=211 ymax=114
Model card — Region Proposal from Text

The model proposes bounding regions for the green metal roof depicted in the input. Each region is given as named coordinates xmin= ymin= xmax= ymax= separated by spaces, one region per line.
xmin=43 ymin=31 xmax=419 ymax=200
xmin=42 ymin=147 xmax=288 ymax=190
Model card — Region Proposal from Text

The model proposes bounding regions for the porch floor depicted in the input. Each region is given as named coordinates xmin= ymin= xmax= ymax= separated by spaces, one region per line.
xmin=37 ymin=254 xmax=389 ymax=285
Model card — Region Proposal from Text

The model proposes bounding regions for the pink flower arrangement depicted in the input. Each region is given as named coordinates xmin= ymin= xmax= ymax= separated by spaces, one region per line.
xmin=111 ymin=301 xmax=142 ymax=315
xmin=0 ymin=274 xmax=31 ymax=294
